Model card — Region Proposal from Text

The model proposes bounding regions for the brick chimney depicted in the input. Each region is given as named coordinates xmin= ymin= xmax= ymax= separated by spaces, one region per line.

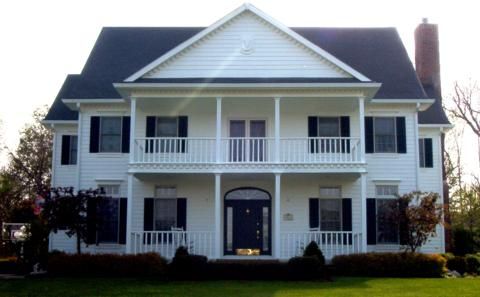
xmin=415 ymin=18 xmax=442 ymax=99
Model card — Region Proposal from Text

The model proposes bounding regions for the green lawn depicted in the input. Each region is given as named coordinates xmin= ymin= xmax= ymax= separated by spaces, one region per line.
xmin=1 ymin=277 xmax=479 ymax=297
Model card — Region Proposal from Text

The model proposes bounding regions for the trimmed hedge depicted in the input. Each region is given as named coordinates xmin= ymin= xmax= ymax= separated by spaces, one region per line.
xmin=48 ymin=252 xmax=168 ymax=277
xmin=287 ymin=256 xmax=324 ymax=280
xmin=208 ymin=260 xmax=289 ymax=280
xmin=444 ymin=254 xmax=480 ymax=274
xmin=332 ymin=253 xmax=446 ymax=277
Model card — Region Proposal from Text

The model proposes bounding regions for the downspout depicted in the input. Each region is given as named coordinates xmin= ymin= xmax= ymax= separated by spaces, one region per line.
xmin=414 ymin=103 xmax=420 ymax=191
xmin=76 ymin=103 xmax=82 ymax=192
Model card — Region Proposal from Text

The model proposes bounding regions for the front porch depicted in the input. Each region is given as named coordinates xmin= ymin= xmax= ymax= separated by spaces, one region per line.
xmin=126 ymin=173 xmax=367 ymax=260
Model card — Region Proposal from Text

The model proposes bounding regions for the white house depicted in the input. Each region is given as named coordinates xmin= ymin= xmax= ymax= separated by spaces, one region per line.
xmin=44 ymin=4 xmax=450 ymax=260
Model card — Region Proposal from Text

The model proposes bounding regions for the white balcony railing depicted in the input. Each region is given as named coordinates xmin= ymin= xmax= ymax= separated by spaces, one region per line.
xmin=133 ymin=137 xmax=362 ymax=165
xmin=281 ymin=137 xmax=361 ymax=164
xmin=131 ymin=231 xmax=215 ymax=259
xmin=134 ymin=137 xmax=216 ymax=164
xmin=221 ymin=137 xmax=275 ymax=163
xmin=280 ymin=231 xmax=363 ymax=259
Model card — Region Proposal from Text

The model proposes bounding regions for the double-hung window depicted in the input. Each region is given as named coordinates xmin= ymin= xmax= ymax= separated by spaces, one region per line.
xmin=99 ymin=117 xmax=122 ymax=153
xmin=145 ymin=116 xmax=188 ymax=153
xmin=419 ymin=138 xmax=433 ymax=168
xmin=308 ymin=116 xmax=350 ymax=153
xmin=374 ymin=117 xmax=396 ymax=153
xmin=319 ymin=187 xmax=342 ymax=231
xmin=153 ymin=186 xmax=178 ymax=231
xmin=365 ymin=116 xmax=406 ymax=154
xmin=97 ymin=184 xmax=121 ymax=243
xmin=61 ymin=135 xmax=78 ymax=165
xmin=375 ymin=185 xmax=399 ymax=244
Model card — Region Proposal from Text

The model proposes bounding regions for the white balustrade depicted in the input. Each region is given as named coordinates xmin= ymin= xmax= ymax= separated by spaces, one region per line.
xmin=280 ymin=137 xmax=361 ymax=164
xmin=221 ymin=137 xmax=275 ymax=163
xmin=134 ymin=137 xmax=216 ymax=164
xmin=133 ymin=137 xmax=361 ymax=165
xmin=131 ymin=231 xmax=215 ymax=259
xmin=280 ymin=231 xmax=362 ymax=260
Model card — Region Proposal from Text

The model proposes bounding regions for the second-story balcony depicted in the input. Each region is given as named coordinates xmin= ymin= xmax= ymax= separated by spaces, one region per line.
xmin=132 ymin=137 xmax=362 ymax=170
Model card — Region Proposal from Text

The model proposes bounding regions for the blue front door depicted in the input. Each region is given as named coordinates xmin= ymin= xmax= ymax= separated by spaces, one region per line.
xmin=224 ymin=198 xmax=271 ymax=255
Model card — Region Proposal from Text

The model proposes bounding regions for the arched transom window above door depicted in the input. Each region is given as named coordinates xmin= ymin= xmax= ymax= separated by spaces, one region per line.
xmin=225 ymin=188 xmax=270 ymax=200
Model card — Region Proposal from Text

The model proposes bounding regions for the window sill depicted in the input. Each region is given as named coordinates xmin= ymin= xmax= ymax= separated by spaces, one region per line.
xmin=59 ymin=164 xmax=77 ymax=167
xmin=368 ymin=153 xmax=401 ymax=158
xmin=93 ymin=243 xmax=124 ymax=248
xmin=92 ymin=153 xmax=127 ymax=158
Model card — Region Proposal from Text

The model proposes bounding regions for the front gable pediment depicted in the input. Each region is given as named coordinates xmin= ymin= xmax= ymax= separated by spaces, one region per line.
xmin=126 ymin=4 xmax=370 ymax=82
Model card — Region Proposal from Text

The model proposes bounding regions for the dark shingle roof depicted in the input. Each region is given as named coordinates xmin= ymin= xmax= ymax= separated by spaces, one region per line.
xmin=45 ymin=27 xmax=448 ymax=124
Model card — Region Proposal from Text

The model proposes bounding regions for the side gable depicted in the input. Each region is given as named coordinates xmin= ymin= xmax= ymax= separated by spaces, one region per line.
xmin=126 ymin=4 xmax=370 ymax=82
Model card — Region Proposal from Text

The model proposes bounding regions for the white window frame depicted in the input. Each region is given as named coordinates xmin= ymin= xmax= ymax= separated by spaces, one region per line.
xmin=155 ymin=117 xmax=179 ymax=137
xmin=316 ymin=117 xmax=341 ymax=137
xmin=99 ymin=116 xmax=123 ymax=153
xmin=153 ymin=186 xmax=178 ymax=231
xmin=375 ymin=184 xmax=400 ymax=244
xmin=372 ymin=117 xmax=397 ymax=153
xmin=97 ymin=183 xmax=121 ymax=244
xmin=318 ymin=186 xmax=342 ymax=232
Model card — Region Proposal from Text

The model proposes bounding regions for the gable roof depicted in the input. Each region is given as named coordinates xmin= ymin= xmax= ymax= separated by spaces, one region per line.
xmin=126 ymin=4 xmax=370 ymax=82
xmin=45 ymin=26 xmax=448 ymax=124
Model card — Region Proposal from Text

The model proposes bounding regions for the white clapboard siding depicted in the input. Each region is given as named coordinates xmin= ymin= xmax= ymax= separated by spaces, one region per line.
xmin=144 ymin=11 xmax=350 ymax=78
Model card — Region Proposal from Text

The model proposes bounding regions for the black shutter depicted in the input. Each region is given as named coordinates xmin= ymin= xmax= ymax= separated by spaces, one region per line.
xmin=146 ymin=117 xmax=156 ymax=153
xmin=146 ymin=117 xmax=156 ymax=137
xmin=178 ymin=116 xmax=188 ymax=153
xmin=366 ymin=198 xmax=377 ymax=245
xmin=89 ymin=116 xmax=100 ymax=153
xmin=308 ymin=117 xmax=318 ymax=153
xmin=342 ymin=198 xmax=352 ymax=231
xmin=61 ymin=135 xmax=70 ymax=165
xmin=309 ymin=198 xmax=319 ymax=229
xmin=143 ymin=198 xmax=154 ymax=244
xmin=121 ymin=117 xmax=130 ymax=153
xmin=176 ymin=198 xmax=187 ymax=230
xmin=118 ymin=198 xmax=127 ymax=244
xmin=86 ymin=198 xmax=98 ymax=245
xmin=425 ymin=138 xmax=433 ymax=168
xmin=365 ymin=117 xmax=374 ymax=153
xmin=340 ymin=116 xmax=351 ymax=153
xmin=396 ymin=117 xmax=406 ymax=153
xmin=144 ymin=198 xmax=154 ymax=231
xmin=399 ymin=198 xmax=409 ymax=245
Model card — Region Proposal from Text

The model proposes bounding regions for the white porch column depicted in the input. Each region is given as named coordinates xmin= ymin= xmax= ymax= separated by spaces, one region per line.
xmin=358 ymin=97 xmax=366 ymax=163
xmin=126 ymin=98 xmax=137 ymax=253
xmin=216 ymin=97 xmax=222 ymax=163
xmin=274 ymin=173 xmax=281 ymax=258
xmin=126 ymin=174 xmax=134 ymax=253
xmin=129 ymin=98 xmax=136 ymax=163
xmin=214 ymin=173 xmax=222 ymax=258
xmin=274 ymin=97 xmax=281 ymax=163
xmin=360 ymin=173 xmax=367 ymax=252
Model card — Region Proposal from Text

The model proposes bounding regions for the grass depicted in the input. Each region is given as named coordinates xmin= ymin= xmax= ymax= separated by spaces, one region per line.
xmin=1 ymin=277 xmax=480 ymax=297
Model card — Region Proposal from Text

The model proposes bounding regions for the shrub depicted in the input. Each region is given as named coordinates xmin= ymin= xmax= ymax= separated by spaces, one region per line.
xmin=287 ymin=256 xmax=323 ymax=280
xmin=332 ymin=253 xmax=446 ymax=277
xmin=207 ymin=260 xmax=288 ymax=280
xmin=48 ymin=252 xmax=167 ymax=277
xmin=303 ymin=241 xmax=325 ymax=266
xmin=169 ymin=247 xmax=208 ymax=280
xmin=446 ymin=256 xmax=467 ymax=274
xmin=453 ymin=228 xmax=477 ymax=256
xmin=465 ymin=254 xmax=480 ymax=274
